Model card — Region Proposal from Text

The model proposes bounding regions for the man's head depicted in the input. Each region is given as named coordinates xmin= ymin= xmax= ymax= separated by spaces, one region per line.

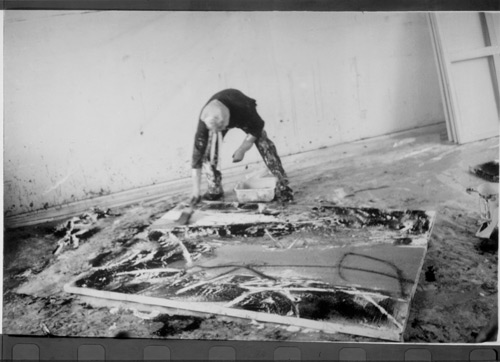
xmin=201 ymin=100 xmax=230 ymax=132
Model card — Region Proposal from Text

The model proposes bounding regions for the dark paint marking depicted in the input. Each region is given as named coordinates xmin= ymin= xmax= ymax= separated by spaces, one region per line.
xmin=166 ymin=222 xmax=301 ymax=239
xmin=393 ymin=237 xmax=412 ymax=245
xmin=476 ymin=228 xmax=498 ymax=254
xmin=338 ymin=252 xmax=409 ymax=298
xmin=75 ymin=255 xmax=403 ymax=325
xmin=78 ymin=255 xmax=414 ymax=300
xmin=75 ymin=268 xmax=114 ymax=289
xmin=425 ymin=266 xmax=436 ymax=282
xmin=345 ymin=185 xmax=391 ymax=197
xmin=77 ymin=242 xmax=188 ymax=289
xmin=152 ymin=314 xmax=203 ymax=337
xmin=312 ymin=206 xmax=431 ymax=234
xmin=194 ymin=264 xmax=279 ymax=283
xmin=114 ymin=331 xmax=131 ymax=339
xmin=299 ymin=291 xmax=395 ymax=323
xmin=150 ymin=206 xmax=432 ymax=241
xmin=235 ymin=290 xmax=296 ymax=316
xmin=181 ymin=281 xmax=247 ymax=302
xmin=88 ymin=251 xmax=113 ymax=267
xmin=149 ymin=230 xmax=165 ymax=241
xmin=111 ymin=282 xmax=153 ymax=294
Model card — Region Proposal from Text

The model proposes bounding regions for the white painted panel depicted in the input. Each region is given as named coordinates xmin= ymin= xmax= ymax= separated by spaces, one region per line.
xmin=433 ymin=12 xmax=500 ymax=144
xmin=452 ymin=57 xmax=500 ymax=143
xmin=491 ymin=12 xmax=500 ymax=39
xmin=438 ymin=13 xmax=488 ymax=52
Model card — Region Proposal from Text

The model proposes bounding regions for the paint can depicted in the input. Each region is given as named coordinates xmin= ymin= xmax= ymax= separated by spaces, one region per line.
xmin=467 ymin=183 xmax=499 ymax=239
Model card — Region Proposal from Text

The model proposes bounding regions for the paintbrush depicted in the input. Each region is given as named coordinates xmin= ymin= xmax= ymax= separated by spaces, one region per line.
xmin=175 ymin=197 xmax=201 ymax=225
xmin=175 ymin=204 xmax=194 ymax=225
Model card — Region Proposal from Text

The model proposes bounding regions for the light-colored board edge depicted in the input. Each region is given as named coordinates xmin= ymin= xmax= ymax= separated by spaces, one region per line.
xmin=399 ymin=210 xmax=436 ymax=341
xmin=438 ymin=12 xmax=499 ymax=144
xmin=428 ymin=14 xmax=458 ymax=143
xmin=485 ymin=13 xmax=500 ymax=113
xmin=432 ymin=14 xmax=474 ymax=144
xmin=449 ymin=45 xmax=500 ymax=63
xmin=433 ymin=13 xmax=462 ymax=142
xmin=427 ymin=14 xmax=454 ymax=142
xmin=63 ymin=278 xmax=403 ymax=342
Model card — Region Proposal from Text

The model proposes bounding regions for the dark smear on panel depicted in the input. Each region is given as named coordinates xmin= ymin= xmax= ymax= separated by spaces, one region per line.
xmin=234 ymin=291 xmax=297 ymax=316
xmin=77 ymin=242 xmax=187 ymax=290
xmin=179 ymin=281 xmax=247 ymax=302
xmin=299 ymin=291 xmax=395 ymax=324
xmin=111 ymin=282 xmax=153 ymax=294
xmin=152 ymin=314 xmax=204 ymax=337
xmin=114 ymin=331 xmax=131 ymax=339
xmin=148 ymin=206 xmax=432 ymax=243
xmin=165 ymin=222 xmax=301 ymax=239
xmin=394 ymin=237 xmax=412 ymax=245
xmin=88 ymin=251 xmax=113 ymax=267
xmin=312 ymin=206 xmax=431 ymax=234
xmin=75 ymin=268 xmax=114 ymax=289
xmin=77 ymin=245 xmax=414 ymax=301
xmin=338 ymin=252 xmax=410 ymax=298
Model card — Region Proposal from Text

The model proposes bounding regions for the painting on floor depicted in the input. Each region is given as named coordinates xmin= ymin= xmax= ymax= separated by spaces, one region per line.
xmin=65 ymin=204 xmax=436 ymax=341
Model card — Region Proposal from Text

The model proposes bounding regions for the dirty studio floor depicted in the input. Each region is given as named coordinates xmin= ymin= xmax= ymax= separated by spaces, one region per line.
xmin=3 ymin=124 xmax=498 ymax=343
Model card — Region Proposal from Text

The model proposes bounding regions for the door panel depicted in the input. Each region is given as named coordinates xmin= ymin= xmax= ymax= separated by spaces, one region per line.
xmin=429 ymin=12 xmax=499 ymax=143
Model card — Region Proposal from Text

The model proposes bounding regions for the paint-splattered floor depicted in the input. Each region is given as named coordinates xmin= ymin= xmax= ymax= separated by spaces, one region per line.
xmin=3 ymin=124 xmax=498 ymax=342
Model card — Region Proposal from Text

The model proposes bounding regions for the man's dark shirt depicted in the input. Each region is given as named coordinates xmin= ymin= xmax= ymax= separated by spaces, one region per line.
xmin=192 ymin=89 xmax=265 ymax=169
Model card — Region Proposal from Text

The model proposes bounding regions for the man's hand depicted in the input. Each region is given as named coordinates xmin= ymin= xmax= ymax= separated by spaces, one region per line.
xmin=233 ymin=134 xmax=257 ymax=163
xmin=191 ymin=168 xmax=202 ymax=204
xmin=190 ymin=194 xmax=202 ymax=206
xmin=232 ymin=149 xmax=246 ymax=163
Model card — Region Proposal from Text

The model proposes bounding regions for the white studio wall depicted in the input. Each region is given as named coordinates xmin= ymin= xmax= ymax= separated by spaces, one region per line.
xmin=4 ymin=11 xmax=444 ymax=217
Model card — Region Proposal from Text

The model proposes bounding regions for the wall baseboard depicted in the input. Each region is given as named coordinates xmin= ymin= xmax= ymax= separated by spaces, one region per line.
xmin=4 ymin=123 xmax=447 ymax=229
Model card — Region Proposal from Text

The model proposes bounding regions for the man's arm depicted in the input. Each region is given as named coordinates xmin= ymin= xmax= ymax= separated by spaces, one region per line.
xmin=191 ymin=168 xmax=202 ymax=204
xmin=190 ymin=120 xmax=209 ymax=203
xmin=232 ymin=134 xmax=257 ymax=162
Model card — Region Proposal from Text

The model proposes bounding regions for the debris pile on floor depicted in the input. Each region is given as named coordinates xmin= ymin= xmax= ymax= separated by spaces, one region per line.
xmin=470 ymin=160 xmax=499 ymax=183
xmin=52 ymin=207 xmax=115 ymax=255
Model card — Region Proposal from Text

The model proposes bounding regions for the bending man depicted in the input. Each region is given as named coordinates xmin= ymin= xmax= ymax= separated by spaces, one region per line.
xmin=191 ymin=89 xmax=293 ymax=203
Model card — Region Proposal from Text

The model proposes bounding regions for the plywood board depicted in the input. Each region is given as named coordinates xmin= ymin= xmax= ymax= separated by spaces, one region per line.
xmin=428 ymin=14 xmax=458 ymax=142
xmin=431 ymin=13 xmax=500 ymax=144
xmin=150 ymin=207 xmax=281 ymax=229
xmin=485 ymin=13 xmax=500 ymax=111
xmin=451 ymin=57 xmax=499 ymax=143
xmin=65 ymin=206 xmax=435 ymax=342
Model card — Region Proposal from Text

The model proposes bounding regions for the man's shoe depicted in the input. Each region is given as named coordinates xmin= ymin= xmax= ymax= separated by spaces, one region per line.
xmin=203 ymin=192 xmax=224 ymax=201
xmin=276 ymin=186 xmax=294 ymax=202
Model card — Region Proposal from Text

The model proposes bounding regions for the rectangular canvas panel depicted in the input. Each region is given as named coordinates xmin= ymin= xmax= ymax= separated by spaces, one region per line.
xmin=65 ymin=205 xmax=435 ymax=341
xmin=432 ymin=13 xmax=500 ymax=144
xmin=451 ymin=57 xmax=499 ymax=143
